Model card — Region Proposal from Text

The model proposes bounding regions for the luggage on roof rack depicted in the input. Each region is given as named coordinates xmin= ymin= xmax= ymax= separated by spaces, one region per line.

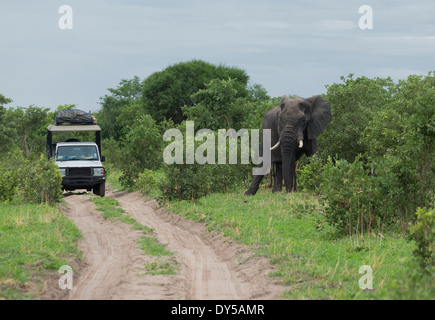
xmin=54 ymin=109 xmax=96 ymax=125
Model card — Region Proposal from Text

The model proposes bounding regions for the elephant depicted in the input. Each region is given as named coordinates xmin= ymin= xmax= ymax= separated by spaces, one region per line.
xmin=244 ymin=95 xmax=332 ymax=195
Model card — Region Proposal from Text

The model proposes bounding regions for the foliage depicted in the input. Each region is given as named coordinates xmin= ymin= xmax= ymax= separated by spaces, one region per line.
xmin=0 ymin=150 xmax=20 ymax=202
xmin=182 ymin=78 xmax=241 ymax=131
xmin=239 ymin=96 xmax=281 ymax=130
xmin=314 ymin=73 xmax=434 ymax=236
xmin=0 ymin=150 xmax=63 ymax=205
xmin=183 ymin=78 xmax=273 ymax=132
xmin=160 ymin=121 xmax=251 ymax=200
xmin=297 ymin=154 xmax=325 ymax=194
xmin=19 ymin=154 xmax=64 ymax=204
xmin=408 ymin=207 xmax=435 ymax=275
xmin=320 ymin=156 xmax=373 ymax=235
xmin=142 ymin=60 xmax=249 ymax=123
xmin=0 ymin=94 xmax=14 ymax=153
xmin=118 ymin=115 xmax=163 ymax=189
xmin=101 ymin=137 xmax=123 ymax=168
xmin=97 ymin=76 xmax=143 ymax=140
xmin=136 ymin=169 xmax=165 ymax=198
xmin=2 ymin=105 xmax=51 ymax=158
xmin=318 ymin=74 xmax=395 ymax=162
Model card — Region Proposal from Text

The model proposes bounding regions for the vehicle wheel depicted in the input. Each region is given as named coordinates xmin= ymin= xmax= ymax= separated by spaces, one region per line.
xmin=98 ymin=182 xmax=106 ymax=197
xmin=93 ymin=186 xmax=99 ymax=195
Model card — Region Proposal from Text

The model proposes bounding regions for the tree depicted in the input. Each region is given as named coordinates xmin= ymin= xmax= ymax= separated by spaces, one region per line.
xmin=97 ymin=76 xmax=143 ymax=140
xmin=182 ymin=78 xmax=241 ymax=131
xmin=118 ymin=115 xmax=163 ymax=188
xmin=3 ymin=105 xmax=50 ymax=158
xmin=142 ymin=60 xmax=250 ymax=123
xmin=361 ymin=72 xmax=434 ymax=208
xmin=318 ymin=74 xmax=395 ymax=162
xmin=0 ymin=94 xmax=14 ymax=153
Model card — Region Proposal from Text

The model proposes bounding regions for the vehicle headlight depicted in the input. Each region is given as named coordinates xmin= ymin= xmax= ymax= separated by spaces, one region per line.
xmin=93 ymin=168 xmax=105 ymax=176
xmin=59 ymin=168 xmax=66 ymax=176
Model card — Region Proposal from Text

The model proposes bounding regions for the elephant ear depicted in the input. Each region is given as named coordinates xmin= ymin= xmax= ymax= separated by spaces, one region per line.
xmin=305 ymin=95 xmax=332 ymax=140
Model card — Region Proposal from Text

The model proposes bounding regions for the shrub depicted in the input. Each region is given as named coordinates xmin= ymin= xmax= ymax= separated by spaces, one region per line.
xmin=0 ymin=151 xmax=63 ymax=205
xmin=19 ymin=154 xmax=63 ymax=204
xmin=118 ymin=115 xmax=163 ymax=189
xmin=160 ymin=123 xmax=251 ymax=200
xmin=408 ymin=207 xmax=435 ymax=275
xmin=0 ymin=165 xmax=19 ymax=202
xmin=319 ymin=151 xmax=429 ymax=236
xmin=320 ymin=156 xmax=371 ymax=235
xmin=0 ymin=149 xmax=27 ymax=202
xmin=101 ymin=137 xmax=123 ymax=168
xmin=297 ymin=154 xmax=325 ymax=194
xmin=137 ymin=169 xmax=165 ymax=198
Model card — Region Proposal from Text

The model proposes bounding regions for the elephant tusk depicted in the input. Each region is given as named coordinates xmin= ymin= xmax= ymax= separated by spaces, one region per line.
xmin=270 ymin=141 xmax=280 ymax=151
xmin=298 ymin=140 xmax=303 ymax=148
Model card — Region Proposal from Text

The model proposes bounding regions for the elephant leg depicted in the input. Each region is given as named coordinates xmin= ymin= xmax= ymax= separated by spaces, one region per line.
xmin=273 ymin=162 xmax=283 ymax=192
xmin=244 ymin=174 xmax=264 ymax=196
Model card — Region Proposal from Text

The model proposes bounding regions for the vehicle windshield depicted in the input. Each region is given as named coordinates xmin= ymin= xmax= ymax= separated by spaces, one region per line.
xmin=56 ymin=146 xmax=99 ymax=161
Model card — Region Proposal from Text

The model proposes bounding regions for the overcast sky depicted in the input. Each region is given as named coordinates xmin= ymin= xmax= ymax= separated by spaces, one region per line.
xmin=1 ymin=0 xmax=434 ymax=112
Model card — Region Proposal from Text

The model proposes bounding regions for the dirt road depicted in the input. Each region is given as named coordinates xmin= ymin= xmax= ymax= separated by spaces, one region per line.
xmin=60 ymin=190 xmax=284 ymax=300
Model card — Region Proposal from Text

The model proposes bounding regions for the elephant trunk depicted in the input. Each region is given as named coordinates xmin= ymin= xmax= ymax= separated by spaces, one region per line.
xmin=280 ymin=139 xmax=297 ymax=193
xmin=281 ymin=153 xmax=296 ymax=193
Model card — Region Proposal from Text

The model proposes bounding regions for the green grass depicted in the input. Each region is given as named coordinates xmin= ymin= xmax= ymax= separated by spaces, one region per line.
xmin=105 ymin=164 xmax=126 ymax=193
xmin=166 ymin=187 xmax=433 ymax=299
xmin=145 ymin=261 xmax=178 ymax=275
xmin=90 ymin=195 xmax=153 ymax=234
xmin=138 ymin=236 xmax=173 ymax=256
xmin=0 ymin=203 xmax=81 ymax=299
xmin=90 ymin=196 xmax=125 ymax=219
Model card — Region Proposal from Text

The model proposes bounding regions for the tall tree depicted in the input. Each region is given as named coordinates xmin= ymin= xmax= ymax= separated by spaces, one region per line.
xmin=0 ymin=94 xmax=14 ymax=152
xmin=97 ymin=76 xmax=143 ymax=140
xmin=4 ymin=105 xmax=50 ymax=158
xmin=142 ymin=60 xmax=250 ymax=123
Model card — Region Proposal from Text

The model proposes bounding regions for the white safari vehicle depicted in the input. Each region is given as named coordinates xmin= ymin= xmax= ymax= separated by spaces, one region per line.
xmin=47 ymin=124 xmax=106 ymax=197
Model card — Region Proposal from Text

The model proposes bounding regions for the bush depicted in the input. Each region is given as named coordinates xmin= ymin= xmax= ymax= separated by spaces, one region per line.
xmin=0 ymin=153 xmax=20 ymax=202
xmin=101 ymin=137 xmax=123 ymax=168
xmin=320 ymin=156 xmax=372 ymax=235
xmin=20 ymin=154 xmax=63 ymax=204
xmin=297 ymin=154 xmax=325 ymax=194
xmin=137 ymin=169 xmax=165 ymax=198
xmin=161 ymin=162 xmax=250 ymax=201
xmin=160 ymin=123 xmax=251 ymax=200
xmin=118 ymin=115 xmax=163 ymax=189
xmin=319 ymin=149 xmax=431 ymax=236
xmin=0 ymin=151 xmax=63 ymax=205
xmin=408 ymin=207 xmax=435 ymax=275
xmin=318 ymin=75 xmax=395 ymax=163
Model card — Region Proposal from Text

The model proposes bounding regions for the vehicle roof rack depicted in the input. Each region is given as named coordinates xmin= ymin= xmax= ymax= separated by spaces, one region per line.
xmin=47 ymin=124 xmax=101 ymax=132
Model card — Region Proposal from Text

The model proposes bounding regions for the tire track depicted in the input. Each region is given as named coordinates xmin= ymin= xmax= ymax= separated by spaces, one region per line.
xmin=61 ymin=191 xmax=284 ymax=300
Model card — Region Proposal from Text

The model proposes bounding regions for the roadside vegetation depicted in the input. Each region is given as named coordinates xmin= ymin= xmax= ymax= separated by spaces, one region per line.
xmin=167 ymin=189 xmax=433 ymax=299
xmin=0 ymin=202 xmax=81 ymax=299
xmin=0 ymin=62 xmax=433 ymax=299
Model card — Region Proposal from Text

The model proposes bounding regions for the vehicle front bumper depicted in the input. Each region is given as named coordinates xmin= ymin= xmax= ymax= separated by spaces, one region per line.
xmin=62 ymin=175 xmax=106 ymax=190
